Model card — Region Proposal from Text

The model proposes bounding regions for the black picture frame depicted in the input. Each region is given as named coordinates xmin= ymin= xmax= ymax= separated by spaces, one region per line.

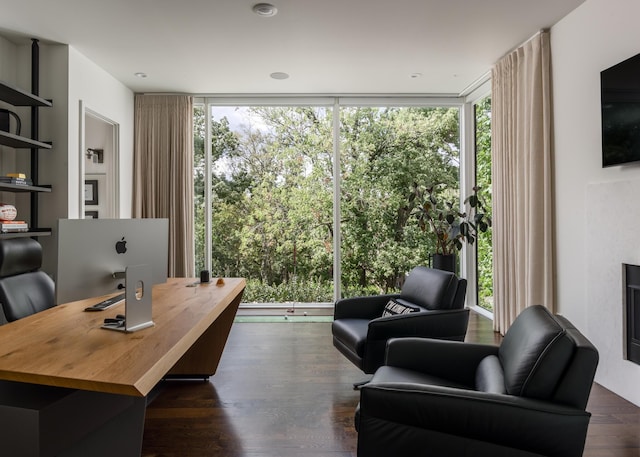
xmin=84 ymin=179 xmax=98 ymax=205
xmin=84 ymin=210 xmax=98 ymax=219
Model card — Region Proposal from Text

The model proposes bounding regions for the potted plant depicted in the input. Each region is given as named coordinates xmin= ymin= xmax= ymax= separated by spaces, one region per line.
xmin=408 ymin=183 xmax=492 ymax=272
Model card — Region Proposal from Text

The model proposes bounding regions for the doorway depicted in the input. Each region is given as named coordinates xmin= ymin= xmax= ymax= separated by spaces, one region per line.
xmin=80 ymin=102 xmax=120 ymax=219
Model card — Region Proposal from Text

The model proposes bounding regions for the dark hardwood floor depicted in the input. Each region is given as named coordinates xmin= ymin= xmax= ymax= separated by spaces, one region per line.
xmin=142 ymin=311 xmax=640 ymax=457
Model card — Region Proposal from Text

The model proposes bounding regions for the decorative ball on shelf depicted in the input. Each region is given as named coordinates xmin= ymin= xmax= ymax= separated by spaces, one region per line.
xmin=0 ymin=203 xmax=17 ymax=221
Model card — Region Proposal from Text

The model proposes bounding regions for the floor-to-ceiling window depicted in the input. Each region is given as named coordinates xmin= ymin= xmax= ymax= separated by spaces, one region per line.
xmin=194 ymin=104 xmax=335 ymax=303
xmin=474 ymin=96 xmax=493 ymax=312
xmin=195 ymin=97 xmax=472 ymax=306
xmin=339 ymin=105 xmax=460 ymax=297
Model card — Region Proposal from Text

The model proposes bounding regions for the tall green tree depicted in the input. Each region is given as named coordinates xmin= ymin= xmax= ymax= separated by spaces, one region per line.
xmin=195 ymin=105 xmax=461 ymax=301
xmin=339 ymin=107 xmax=459 ymax=295
xmin=475 ymin=97 xmax=493 ymax=310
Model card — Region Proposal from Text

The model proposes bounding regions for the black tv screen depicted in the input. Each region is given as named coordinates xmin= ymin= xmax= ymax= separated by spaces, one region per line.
xmin=601 ymin=52 xmax=640 ymax=167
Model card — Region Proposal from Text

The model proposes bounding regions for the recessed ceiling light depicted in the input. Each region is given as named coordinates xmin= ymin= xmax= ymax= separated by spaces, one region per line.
xmin=410 ymin=73 xmax=422 ymax=79
xmin=253 ymin=3 xmax=278 ymax=17
xmin=270 ymin=72 xmax=289 ymax=80
xmin=134 ymin=72 xmax=148 ymax=78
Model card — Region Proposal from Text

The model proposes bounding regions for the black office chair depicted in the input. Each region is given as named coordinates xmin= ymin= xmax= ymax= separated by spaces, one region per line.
xmin=355 ymin=305 xmax=599 ymax=457
xmin=332 ymin=266 xmax=468 ymax=379
xmin=0 ymin=238 xmax=55 ymax=323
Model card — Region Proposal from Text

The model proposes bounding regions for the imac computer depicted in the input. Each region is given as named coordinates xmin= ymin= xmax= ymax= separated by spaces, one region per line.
xmin=56 ymin=218 xmax=169 ymax=305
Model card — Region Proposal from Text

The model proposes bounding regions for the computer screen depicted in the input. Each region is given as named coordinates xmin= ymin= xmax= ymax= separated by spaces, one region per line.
xmin=56 ymin=218 xmax=169 ymax=304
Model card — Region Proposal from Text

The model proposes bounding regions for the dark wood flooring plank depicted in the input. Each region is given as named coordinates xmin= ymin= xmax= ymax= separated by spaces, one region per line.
xmin=142 ymin=311 xmax=640 ymax=457
xmin=143 ymin=322 xmax=360 ymax=457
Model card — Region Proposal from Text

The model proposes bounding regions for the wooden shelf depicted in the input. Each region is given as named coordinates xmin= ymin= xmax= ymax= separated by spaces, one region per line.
xmin=0 ymin=183 xmax=51 ymax=193
xmin=0 ymin=81 xmax=52 ymax=107
xmin=0 ymin=130 xmax=52 ymax=150
xmin=0 ymin=228 xmax=52 ymax=239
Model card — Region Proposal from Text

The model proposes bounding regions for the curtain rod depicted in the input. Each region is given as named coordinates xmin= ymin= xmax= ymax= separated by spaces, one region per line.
xmin=138 ymin=92 xmax=462 ymax=99
xmin=499 ymin=28 xmax=550 ymax=61
xmin=458 ymin=71 xmax=491 ymax=98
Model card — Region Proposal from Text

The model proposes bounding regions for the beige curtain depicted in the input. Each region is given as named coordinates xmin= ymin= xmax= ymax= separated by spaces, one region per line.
xmin=133 ymin=94 xmax=194 ymax=277
xmin=491 ymin=31 xmax=554 ymax=334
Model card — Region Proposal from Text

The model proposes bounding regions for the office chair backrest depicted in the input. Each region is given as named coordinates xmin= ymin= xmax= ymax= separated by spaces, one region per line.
xmin=0 ymin=238 xmax=55 ymax=322
xmin=400 ymin=266 xmax=460 ymax=310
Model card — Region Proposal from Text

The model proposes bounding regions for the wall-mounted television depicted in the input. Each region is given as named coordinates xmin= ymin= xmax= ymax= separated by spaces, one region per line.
xmin=601 ymin=52 xmax=640 ymax=167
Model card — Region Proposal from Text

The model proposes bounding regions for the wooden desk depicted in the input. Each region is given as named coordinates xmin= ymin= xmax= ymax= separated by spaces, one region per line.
xmin=0 ymin=277 xmax=245 ymax=456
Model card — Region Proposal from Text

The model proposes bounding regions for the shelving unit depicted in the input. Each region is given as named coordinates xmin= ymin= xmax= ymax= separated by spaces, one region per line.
xmin=0 ymin=182 xmax=51 ymax=193
xmin=0 ymin=39 xmax=52 ymax=238
xmin=0 ymin=80 xmax=52 ymax=107
xmin=0 ymin=228 xmax=51 ymax=240
xmin=0 ymin=130 xmax=51 ymax=150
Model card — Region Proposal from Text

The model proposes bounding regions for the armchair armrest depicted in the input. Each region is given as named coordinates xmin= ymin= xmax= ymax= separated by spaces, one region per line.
xmin=368 ymin=309 xmax=470 ymax=342
xmin=355 ymin=310 xmax=470 ymax=375
xmin=383 ymin=336 xmax=498 ymax=385
xmin=334 ymin=294 xmax=399 ymax=320
xmin=359 ymin=383 xmax=591 ymax=457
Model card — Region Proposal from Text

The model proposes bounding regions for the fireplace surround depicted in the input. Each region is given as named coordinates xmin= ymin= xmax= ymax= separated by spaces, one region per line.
xmin=625 ymin=264 xmax=640 ymax=365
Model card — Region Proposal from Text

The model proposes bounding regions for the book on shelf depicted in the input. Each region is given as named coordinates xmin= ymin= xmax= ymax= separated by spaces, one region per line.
xmin=0 ymin=177 xmax=33 ymax=186
xmin=0 ymin=220 xmax=28 ymax=232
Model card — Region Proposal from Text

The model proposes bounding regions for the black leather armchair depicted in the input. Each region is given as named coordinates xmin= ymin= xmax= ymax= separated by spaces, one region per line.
xmin=0 ymin=238 xmax=55 ymax=324
xmin=356 ymin=305 xmax=599 ymax=457
xmin=332 ymin=266 xmax=468 ymax=376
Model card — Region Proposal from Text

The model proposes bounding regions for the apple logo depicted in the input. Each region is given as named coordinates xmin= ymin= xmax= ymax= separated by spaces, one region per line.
xmin=115 ymin=237 xmax=127 ymax=254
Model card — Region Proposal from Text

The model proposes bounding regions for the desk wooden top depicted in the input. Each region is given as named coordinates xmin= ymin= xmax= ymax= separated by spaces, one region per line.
xmin=0 ymin=277 xmax=245 ymax=397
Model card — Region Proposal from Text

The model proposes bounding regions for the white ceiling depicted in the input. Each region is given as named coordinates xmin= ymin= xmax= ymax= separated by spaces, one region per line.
xmin=0 ymin=0 xmax=585 ymax=95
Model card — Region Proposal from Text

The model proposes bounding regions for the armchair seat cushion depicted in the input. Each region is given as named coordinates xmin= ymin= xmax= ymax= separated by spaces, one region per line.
xmin=372 ymin=366 xmax=470 ymax=390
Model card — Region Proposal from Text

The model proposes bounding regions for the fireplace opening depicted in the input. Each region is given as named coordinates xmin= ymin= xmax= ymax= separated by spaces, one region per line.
xmin=625 ymin=264 xmax=640 ymax=365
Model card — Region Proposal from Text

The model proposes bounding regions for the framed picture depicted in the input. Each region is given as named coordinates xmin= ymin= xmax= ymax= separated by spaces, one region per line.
xmin=84 ymin=210 xmax=98 ymax=219
xmin=84 ymin=179 xmax=98 ymax=205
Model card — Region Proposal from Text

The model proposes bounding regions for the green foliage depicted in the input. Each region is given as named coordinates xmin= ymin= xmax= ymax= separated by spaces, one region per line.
xmin=194 ymin=105 xmax=468 ymax=301
xmin=475 ymin=97 xmax=493 ymax=311
xmin=243 ymin=277 xmax=334 ymax=303
xmin=339 ymin=107 xmax=460 ymax=292
xmin=408 ymin=183 xmax=492 ymax=255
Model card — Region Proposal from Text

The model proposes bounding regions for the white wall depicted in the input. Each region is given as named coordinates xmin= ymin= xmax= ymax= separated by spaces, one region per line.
xmin=0 ymin=36 xmax=17 ymax=83
xmin=552 ymin=0 xmax=640 ymax=405
xmin=68 ymin=47 xmax=133 ymax=220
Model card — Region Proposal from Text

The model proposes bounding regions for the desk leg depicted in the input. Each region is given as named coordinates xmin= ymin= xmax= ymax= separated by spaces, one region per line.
xmin=0 ymin=381 xmax=146 ymax=457
xmin=166 ymin=288 xmax=243 ymax=378
xmin=58 ymin=395 xmax=146 ymax=457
